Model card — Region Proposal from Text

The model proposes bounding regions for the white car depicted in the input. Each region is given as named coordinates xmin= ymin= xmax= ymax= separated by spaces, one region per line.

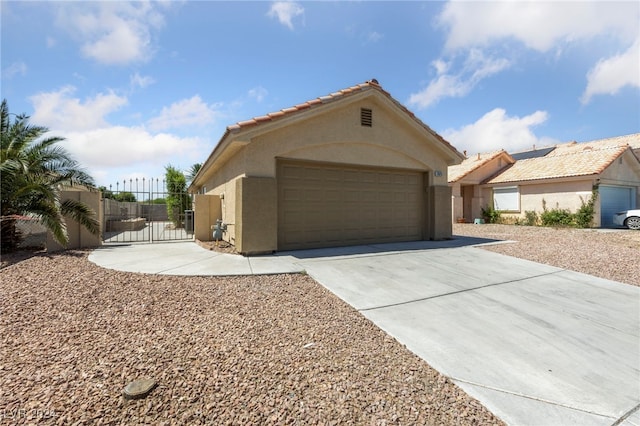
xmin=613 ymin=209 xmax=640 ymax=230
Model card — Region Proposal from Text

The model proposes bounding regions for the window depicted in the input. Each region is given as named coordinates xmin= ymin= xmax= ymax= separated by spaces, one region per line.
xmin=493 ymin=186 xmax=519 ymax=211
xmin=360 ymin=108 xmax=372 ymax=127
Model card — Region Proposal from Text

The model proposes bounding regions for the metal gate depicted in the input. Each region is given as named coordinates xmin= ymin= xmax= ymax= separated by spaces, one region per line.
xmin=102 ymin=178 xmax=194 ymax=243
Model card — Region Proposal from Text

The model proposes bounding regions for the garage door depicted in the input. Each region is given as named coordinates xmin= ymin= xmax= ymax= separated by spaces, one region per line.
xmin=277 ymin=161 xmax=423 ymax=250
xmin=600 ymin=185 xmax=634 ymax=227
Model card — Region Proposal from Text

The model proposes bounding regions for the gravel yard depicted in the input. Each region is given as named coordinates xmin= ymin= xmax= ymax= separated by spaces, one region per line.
xmin=1 ymin=251 xmax=502 ymax=425
xmin=2 ymin=225 xmax=636 ymax=425
xmin=454 ymin=224 xmax=640 ymax=286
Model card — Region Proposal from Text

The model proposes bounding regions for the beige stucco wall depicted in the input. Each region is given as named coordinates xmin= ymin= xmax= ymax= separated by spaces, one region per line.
xmin=520 ymin=180 xmax=594 ymax=213
xmin=599 ymin=150 xmax=640 ymax=207
xmin=490 ymin=179 xmax=597 ymax=224
xmin=429 ymin=185 xmax=452 ymax=239
xmin=235 ymin=177 xmax=277 ymax=255
xmin=47 ymin=190 xmax=102 ymax=252
xmin=450 ymin=184 xmax=488 ymax=223
xmin=195 ymin=151 xmax=246 ymax=245
xmin=192 ymin=91 xmax=460 ymax=250
xmin=193 ymin=194 xmax=221 ymax=241
xmin=243 ymin=96 xmax=452 ymax=184
xmin=450 ymin=155 xmax=511 ymax=223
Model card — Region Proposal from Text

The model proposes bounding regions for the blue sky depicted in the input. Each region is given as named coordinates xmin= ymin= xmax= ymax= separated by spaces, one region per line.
xmin=2 ymin=1 xmax=639 ymax=188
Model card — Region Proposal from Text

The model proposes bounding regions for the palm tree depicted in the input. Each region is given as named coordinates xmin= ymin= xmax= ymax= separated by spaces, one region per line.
xmin=186 ymin=162 xmax=202 ymax=185
xmin=1 ymin=99 xmax=99 ymax=251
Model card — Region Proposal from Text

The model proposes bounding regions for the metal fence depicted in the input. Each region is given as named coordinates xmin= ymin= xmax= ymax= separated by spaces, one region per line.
xmin=102 ymin=178 xmax=194 ymax=244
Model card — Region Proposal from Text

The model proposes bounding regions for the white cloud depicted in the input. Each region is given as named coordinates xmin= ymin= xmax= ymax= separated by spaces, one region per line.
xmin=2 ymin=61 xmax=27 ymax=79
xmin=267 ymin=1 xmax=304 ymax=30
xmin=443 ymin=108 xmax=558 ymax=154
xmin=46 ymin=36 xmax=56 ymax=48
xmin=28 ymin=86 xmax=208 ymax=181
xmin=147 ymin=95 xmax=221 ymax=132
xmin=434 ymin=1 xmax=639 ymax=105
xmin=62 ymin=126 xmax=204 ymax=169
xmin=248 ymin=86 xmax=268 ymax=103
xmin=581 ymin=37 xmax=640 ymax=104
xmin=438 ymin=2 xmax=638 ymax=52
xmin=56 ymin=2 xmax=165 ymax=65
xmin=408 ymin=49 xmax=510 ymax=109
xmin=130 ymin=72 xmax=155 ymax=89
xmin=30 ymin=86 xmax=127 ymax=132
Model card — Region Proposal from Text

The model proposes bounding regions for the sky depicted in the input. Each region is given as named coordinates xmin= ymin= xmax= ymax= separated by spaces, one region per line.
xmin=2 ymin=1 xmax=639 ymax=189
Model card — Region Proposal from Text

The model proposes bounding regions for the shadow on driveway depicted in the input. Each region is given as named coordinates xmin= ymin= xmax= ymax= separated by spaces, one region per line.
xmin=275 ymin=235 xmax=503 ymax=260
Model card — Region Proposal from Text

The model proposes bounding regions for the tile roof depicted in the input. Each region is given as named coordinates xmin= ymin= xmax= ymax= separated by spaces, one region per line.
xmin=190 ymin=80 xmax=464 ymax=189
xmin=548 ymin=133 xmax=640 ymax=156
xmin=485 ymin=145 xmax=629 ymax=184
xmin=226 ymin=83 xmax=371 ymax=131
xmin=448 ymin=150 xmax=512 ymax=182
xmin=448 ymin=133 xmax=640 ymax=186
xmin=223 ymin=79 xmax=462 ymax=158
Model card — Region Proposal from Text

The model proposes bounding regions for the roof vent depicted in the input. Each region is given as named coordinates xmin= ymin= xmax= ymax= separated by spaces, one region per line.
xmin=361 ymin=108 xmax=372 ymax=127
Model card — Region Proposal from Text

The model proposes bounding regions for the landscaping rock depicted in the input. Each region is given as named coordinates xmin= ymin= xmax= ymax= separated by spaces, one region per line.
xmin=123 ymin=379 xmax=157 ymax=400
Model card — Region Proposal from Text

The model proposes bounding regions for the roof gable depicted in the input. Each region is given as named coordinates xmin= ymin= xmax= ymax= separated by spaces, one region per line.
xmin=225 ymin=80 xmax=462 ymax=158
xmin=192 ymin=80 xmax=464 ymax=188
xmin=448 ymin=150 xmax=514 ymax=183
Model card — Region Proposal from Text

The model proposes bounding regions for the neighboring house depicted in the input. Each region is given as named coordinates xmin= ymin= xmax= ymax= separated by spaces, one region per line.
xmin=189 ymin=80 xmax=464 ymax=255
xmin=449 ymin=133 xmax=640 ymax=227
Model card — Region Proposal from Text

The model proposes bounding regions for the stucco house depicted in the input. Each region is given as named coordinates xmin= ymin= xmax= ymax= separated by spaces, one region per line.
xmin=450 ymin=133 xmax=640 ymax=227
xmin=189 ymin=80 xmax=464 ymax=255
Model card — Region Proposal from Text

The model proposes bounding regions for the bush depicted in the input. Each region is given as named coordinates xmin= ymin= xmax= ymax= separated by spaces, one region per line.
xmin=574 ymin=188 xmax=598 ymax=228
xmin=540 ymin=207 xmax=574 ymax=227
xmin=165 ymin=165 xmax=190 ymax=228
xmin=524 ymin=210 xmax=539 ymax=226
xmin=481 ymin=205 xmax=502 ymax=224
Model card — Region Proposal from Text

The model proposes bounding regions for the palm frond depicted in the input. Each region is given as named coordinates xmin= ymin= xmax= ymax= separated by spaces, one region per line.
xmin=60 ymin=198 xmax=100 ymax=236
xmin=1 ymin=99 xmax=98 ymax=250
xmin=28 ymin=198 xmax=69 ymax=246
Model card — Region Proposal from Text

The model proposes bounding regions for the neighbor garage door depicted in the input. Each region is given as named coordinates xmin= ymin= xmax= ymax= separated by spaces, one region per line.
xmin=600 ymin=185 xmax=634 ymax=227
xmin=277 ymin=160 xmax=423 ymax=250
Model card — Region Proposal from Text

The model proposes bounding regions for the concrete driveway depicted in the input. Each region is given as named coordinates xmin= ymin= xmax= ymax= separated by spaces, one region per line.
xmin=90 ymin=239 xmax=640 ymax=425
xmin=284 ymin=245 xmax=640 ymax=426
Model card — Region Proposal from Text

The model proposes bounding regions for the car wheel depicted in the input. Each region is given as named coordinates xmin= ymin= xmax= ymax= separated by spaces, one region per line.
xmin=625 ymin=216 xmax=640 ymax=230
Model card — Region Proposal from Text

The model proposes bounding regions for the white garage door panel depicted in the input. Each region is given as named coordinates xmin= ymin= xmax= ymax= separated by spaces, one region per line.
xmin=278 ymin=161 xmax=423 ymax=250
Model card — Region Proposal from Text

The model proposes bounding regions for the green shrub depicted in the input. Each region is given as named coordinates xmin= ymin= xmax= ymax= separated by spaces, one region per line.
xmin=524 ymin=210 xmax=539 ymax=226
xmin=540 ymin=207 xmax=573 ymax=227
xmin=574 ymin=188 xmax=598 ymax=228
xmin=481 ymin=205 xmax=502 ymax=224
xmin=165 ymin=165 xmax=190 ymax=228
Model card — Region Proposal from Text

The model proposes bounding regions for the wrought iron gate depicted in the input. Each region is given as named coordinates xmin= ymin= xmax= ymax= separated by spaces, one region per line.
xmin=102 ymin=178 xmax=194 ymax=243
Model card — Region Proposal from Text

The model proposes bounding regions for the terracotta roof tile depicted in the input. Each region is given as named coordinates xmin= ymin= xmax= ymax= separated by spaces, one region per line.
xmin=226 ymin=81 xmax=377 ymax=133
xmin=448 ymin=150 xmax=512 ymax=183
xmin=549 ymin=133 xmax=640 ymax=155
xmin=221 ymin=79 xmax=462 ymax=160
xmin=485 ymin=145 xmax=627 ymax=184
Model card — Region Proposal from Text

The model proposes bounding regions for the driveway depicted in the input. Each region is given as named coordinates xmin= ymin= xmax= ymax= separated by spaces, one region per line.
xmin=90 ymin=240 xmax=640 ymax=425
xmin=286 ymin=245 xmax=640 ymax=426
